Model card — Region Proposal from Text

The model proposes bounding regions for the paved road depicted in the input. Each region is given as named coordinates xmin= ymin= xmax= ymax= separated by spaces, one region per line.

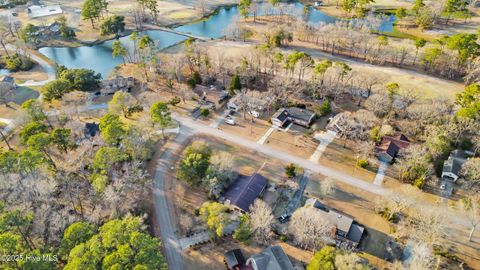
xmin=152 ymin=129 xmax=192 ymax=270
xmin=174 ymin=113 xmax=387 ymax=196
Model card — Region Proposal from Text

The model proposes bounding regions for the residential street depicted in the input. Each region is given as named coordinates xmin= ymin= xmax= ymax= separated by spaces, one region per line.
xmin=152 ymin=128 xmax=192 ymax=270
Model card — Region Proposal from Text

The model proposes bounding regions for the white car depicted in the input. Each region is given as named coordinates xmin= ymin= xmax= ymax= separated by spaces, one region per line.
xmin=440 ymin=184 xmax=446 ymax=190
xmin=248 ymin=110 xmax=260 ymax=118
xmin=225 ymin=116 xmax=235 ymax=125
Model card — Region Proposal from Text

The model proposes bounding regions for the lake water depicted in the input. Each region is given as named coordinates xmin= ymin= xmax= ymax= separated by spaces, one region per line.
xmin=39 ymin=31 xmax=187 ymax=78
xmin=39 ymin=3 xmax=395 ymax=78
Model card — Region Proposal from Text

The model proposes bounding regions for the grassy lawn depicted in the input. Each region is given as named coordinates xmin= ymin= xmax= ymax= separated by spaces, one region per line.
xmin=318 ymin=139 xmax=379 ymax=183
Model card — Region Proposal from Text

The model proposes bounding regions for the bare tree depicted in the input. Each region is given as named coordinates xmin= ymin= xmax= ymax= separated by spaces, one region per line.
xmin=319 ymin=177 xmax=335 ymax=198
xmin=458 ymin=194 xmax=480 ymax=241
xmin=396 ymin=206 xmax=446 ymax=248
xmin=374 ymin=189 xmax=413 ymax=222
xmin=249 ymin=199 xmax=274 ymax=244
xmin=365 ymin=94 xmax=391 ymax=117
xmin=335 ymin=252 xmax=367 ymax=270
xmin=289 ymin=207 xmax=334 ymax=251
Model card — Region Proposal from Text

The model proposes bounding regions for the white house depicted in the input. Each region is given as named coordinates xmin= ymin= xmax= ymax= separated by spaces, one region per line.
xmin=441 ymin=150 xmax=467 ymax=182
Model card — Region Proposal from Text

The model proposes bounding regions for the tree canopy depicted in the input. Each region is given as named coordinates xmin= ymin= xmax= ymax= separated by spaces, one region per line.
xmin=64 ymin=217 xmax=167 ymax=270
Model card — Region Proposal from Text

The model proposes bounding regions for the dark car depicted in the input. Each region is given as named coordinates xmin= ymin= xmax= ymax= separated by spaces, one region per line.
xmin=278 ymin=214 xmax=290 ymax=223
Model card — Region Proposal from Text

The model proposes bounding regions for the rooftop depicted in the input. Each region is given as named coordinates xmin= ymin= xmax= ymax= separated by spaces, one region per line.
xmin=0 ymin=76 xmax=15 ymax=83
xmin=27 ymin=5 xmax=63 ymax=18
xmin=376 ymin=134 xmax=410 ymax=158
xmin=248 ymin=246 xmax=295 ymax=270
xmin=305 ymin=198 xmax=364 ymax=244
xmin=224 ymin=173 xmax=267 ymax=212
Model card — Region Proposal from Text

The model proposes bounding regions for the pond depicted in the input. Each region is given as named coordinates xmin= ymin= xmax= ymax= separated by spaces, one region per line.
xmin=39 ymin=31 xmax=187 ymax=79
xmin=39 ymin=2 xmax=395 ymax=78
xmin=174 ymin=3 xmax=395 ymax=38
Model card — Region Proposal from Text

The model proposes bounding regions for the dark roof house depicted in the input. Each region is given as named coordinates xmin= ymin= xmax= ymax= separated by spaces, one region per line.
xmin=246 ymin=246 xmax=295 ymax=270
xmin=223 ymin=173 xmax=268 ymax=212
xmin=441 ymin=150 xmax=467 ymax=182
xmin=305 ymin=198 xmax=365 ymax=248
xmin=271 ymin=107 xmax=316 ymax=128
xmin=84 ymin=122 xmax=100 ymax=139
xmin=0 ymin=76 xmax=16 ymax=89
xmin=224 ymin=249 xmax=247 ymax=270
xmin=375 ymin=134 xmax=410 ymax=162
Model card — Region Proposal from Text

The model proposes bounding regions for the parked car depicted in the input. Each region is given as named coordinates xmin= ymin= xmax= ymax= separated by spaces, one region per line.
xmin=440 ymin=184 xmax=446 ymax=190
xmin=278 ymin=214 xmax=290 ymax=223
xmin=225 ymin=116 xmax=235 ymax=125
xmin=248 ymin=110 xmax=260 ymax=118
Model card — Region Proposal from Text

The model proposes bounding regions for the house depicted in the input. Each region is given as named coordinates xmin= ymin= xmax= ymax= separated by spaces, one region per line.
xmin=271 ymin=107 xmax=316 ymax=128
xmin=100 ymin=76 xmax=135 ymax=95
xmin=27 ymin=5 xmax=63 ymax=18
xmin=84 ymin=122 xmax=100 ymax=139
xmin=224 ymin=249 xmax=247 ymax=270
xmin=0 ymin=76 xmax=16 ymax=90
xmin=227 ymin=93 xmax=269 ymax=113
xmin=441 ymin=150 xmax=467 ymax=182
xmin=305 ymin=198 xmax=365 ymax=249
xmin=193 ymin=84 xmax=228 ymax=110
xmin=375 ymin=134 xmax=410 ymax=163
xmin=224 ymin=246 xmax=295 ymax=270
xmin=37 ymin=22 xmax=62 ymax=36
xmin=246 ymin=246 xmax=295 ymax=270
xmin=223 ymin=173 xmax=267 ymax=213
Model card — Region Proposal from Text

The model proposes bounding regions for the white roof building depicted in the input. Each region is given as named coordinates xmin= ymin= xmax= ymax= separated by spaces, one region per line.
xmin=27 ymin=5 xmax=63 ymax=18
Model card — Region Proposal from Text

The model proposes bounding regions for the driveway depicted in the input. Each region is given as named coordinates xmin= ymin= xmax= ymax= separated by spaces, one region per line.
xmin=373 ymin=161 xmax=388 ymax=186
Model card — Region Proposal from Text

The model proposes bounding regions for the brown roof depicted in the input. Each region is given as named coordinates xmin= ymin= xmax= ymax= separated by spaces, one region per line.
xmin=376 ymin=134 xmax=410 ymax=158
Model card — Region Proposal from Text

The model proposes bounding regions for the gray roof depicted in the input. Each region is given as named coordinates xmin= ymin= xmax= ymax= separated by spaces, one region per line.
xmin=224 ymin=173 xmax=267 ymax=212
xmin=442 ymin=150 xmax=467 ymax=176
xmin=327 ymin=209 xmax=354 ymax=234
xmin=272 ymin=109 xmax=289 ymax=122
xmin=0 ymin=76 xmax=14 ymax=83
xmin=248 ymin=246 xmax=295 ymax=270
xmin=305 ymin=198 xmax=364 ymax=244
xmin=285 ymin=107 xmax=315 ymax=122
xmin=224 ymin=249 xmax=246 ymax=269
xmin=346 ymin=224 xmax=365 ymax=244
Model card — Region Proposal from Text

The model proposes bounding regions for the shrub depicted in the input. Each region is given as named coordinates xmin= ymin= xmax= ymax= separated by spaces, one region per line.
xmin=200 ymin=108 xmax=210 ymax=118
xmin=285 ymin=163 xmax=296 ymax=178
xmin=228 ymin=74 xmax=241 ymax=95
xmin=187 ymin=78 xmax=196 ymax=89
xmin=280 ymin=235 xmax=287 ymax=242
xmin=413 ymin=177 xmax=425 ymax=189
xmin=357 ymin=159 xmax=369 ymax=168
xmin=193 ymin=71 xmax=202 ymax=84
xmin=126 ymin=104 xmax=143 ymax=116
xmin=169 ymin=96 xmax=181 ymax=106
xmin=314 ymin=100 xmax=332 ymax=117
xmin=3 ymin=54 xmax=34 ymax=72
xmin=370 ymin=126 xmax=381 ymax=143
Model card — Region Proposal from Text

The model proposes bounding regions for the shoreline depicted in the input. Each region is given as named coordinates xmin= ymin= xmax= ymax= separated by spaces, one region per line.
xmin=35 ymin=3 xmax=237 ymax=50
